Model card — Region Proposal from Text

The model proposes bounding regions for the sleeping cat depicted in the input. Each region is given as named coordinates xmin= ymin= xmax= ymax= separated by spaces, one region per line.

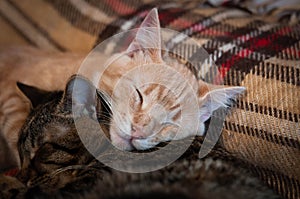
xmin=0 ymin=8 xmax=245 ymax=168
xmin=78 ymin=8 xmax=246 ymax=151
xmin=16 ymin=75 xmax=110 ymax=190
xmin=0 ymin=75 xmax=279 ymax=199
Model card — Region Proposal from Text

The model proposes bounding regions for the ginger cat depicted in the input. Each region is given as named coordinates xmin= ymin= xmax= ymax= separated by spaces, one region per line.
xmin=0 ymin=8 xmax=245 ymax=168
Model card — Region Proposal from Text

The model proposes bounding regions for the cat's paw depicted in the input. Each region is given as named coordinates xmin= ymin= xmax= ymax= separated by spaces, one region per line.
xmin=0 ymin=174 xmax=26 ymax=198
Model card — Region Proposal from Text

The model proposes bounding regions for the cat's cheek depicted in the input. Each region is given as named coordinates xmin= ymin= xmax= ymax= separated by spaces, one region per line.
xmin=110 ymin=131 xmax=133 ymax=151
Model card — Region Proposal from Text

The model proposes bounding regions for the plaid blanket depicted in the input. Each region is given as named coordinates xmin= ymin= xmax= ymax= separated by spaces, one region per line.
xmin=0 ymin=1 xmax=299 ymax=199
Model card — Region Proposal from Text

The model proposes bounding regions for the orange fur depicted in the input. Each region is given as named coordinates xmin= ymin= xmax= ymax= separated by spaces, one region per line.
xmin=0 ymin=9 xmax=245 ymax=166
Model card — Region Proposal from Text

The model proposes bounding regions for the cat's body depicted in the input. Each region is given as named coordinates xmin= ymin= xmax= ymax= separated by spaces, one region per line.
xmin=0 ymin=76 xmax=279 ymax=198
xmin=0 ymin=9 xmax=245 ymax=169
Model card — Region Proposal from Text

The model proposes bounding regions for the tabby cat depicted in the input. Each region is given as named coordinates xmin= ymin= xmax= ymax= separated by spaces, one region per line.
xmin=0 ymin=75 xmax=280 ymax=199
xmin=0 ymin=8 xmax=245 ymax=168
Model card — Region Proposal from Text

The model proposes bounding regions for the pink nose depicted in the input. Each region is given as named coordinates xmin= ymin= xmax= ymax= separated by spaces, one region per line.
xmin=131 ymin=125 xmax=146 ymax=139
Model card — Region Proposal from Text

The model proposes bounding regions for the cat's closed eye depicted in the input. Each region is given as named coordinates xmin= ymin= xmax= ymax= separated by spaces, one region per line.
xmin=108 ymin=8 xmax=246 ymax=151
xmin=135 ymin=88 xmax=143 ymax=104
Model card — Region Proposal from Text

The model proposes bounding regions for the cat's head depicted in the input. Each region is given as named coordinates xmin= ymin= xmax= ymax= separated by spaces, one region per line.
xmin=16 ymin=75 xmax=110 ymax=187
xmin=107 ymin=8 xmax=246 ymax=151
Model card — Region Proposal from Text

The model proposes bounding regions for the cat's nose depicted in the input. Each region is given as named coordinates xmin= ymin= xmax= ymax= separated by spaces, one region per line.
xmin=131 ymin=125 xmax=146 ymax=139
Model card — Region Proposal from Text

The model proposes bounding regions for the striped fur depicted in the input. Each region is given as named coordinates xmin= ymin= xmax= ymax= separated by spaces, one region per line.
xmin=106 ymin=9 xmax=245 ymax=150
xmin=15 ymin=75 xmax=110 ymax=195
xmin=0 ymin=1 xmax=299 ymax=198
xmin=0 ymin=80 xmax=280 ymax=198
xmin=0 ymin=9 xmax=245 ymax=168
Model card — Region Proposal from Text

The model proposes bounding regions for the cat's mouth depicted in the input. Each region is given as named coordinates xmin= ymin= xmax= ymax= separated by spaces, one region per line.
xmin=113 ymin=125 xmax=177 ymax=151
xmin=111 ymin=125 xmax=170 ymax=151
xmin=111 ymin=131 xmax=155 ymax=151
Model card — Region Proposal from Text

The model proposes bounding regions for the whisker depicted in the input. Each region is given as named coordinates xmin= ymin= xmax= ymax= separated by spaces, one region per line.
xmin=27 ymin=165 xmax=91 ymax=187
xmin=97 ymin=115 xmax=112 ymax=120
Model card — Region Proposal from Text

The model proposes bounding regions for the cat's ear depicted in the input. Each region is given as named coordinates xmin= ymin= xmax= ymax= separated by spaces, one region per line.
xmin=17 ymin=82 xmax=53 ymax=108
xmin=61 ymin=75 xmax=98 ymax=117
xmin=127 ymin=8 xmax=163 ymax=62
xmin=198 ymin=82 xmax=246 ymax=122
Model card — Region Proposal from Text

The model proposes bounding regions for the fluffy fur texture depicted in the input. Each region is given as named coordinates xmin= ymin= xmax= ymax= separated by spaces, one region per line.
xmin=100 ymin=9 xmax=246 ymax=150
xmin=0 ymin=9 xmax=245 ymax=168
xmin=0 ymin=77 xmax=278 ymax=198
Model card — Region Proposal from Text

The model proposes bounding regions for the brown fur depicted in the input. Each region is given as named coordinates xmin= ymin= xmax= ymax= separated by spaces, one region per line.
xmin=0 ymin=74 xmax=277 ymax=199
xmin=0 ymin=8 xmax=245 ymax=168
xmin=0 ymin=80 xmax=279 ymax=198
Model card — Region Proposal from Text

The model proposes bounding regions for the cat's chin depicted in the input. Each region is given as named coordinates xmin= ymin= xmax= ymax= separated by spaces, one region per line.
xmin=110 ymin=132 xmax=133 ymax=151
xmin=110 ymin=132 xmax=156 ymax=151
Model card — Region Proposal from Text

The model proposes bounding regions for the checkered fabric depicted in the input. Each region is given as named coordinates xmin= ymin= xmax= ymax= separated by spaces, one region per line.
xmin=0 ymin=1 xmax=299 ymax=199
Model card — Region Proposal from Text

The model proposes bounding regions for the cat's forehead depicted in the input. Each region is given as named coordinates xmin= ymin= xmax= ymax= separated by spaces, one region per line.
xmin=141 ymin=83 xmax=176 ymax=100
xmin=129 ymin=85 xmax=177 ymax=114
xmin=23 ymin=99 xmax=70 ymax=131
